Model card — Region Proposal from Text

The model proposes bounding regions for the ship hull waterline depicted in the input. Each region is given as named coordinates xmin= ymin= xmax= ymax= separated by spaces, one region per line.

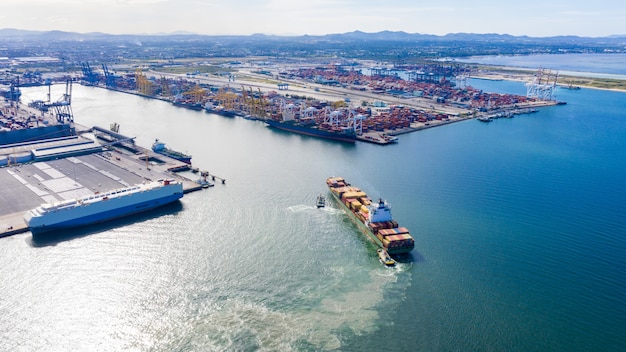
xmin=265 ymin=120 xmax=357 ymax=143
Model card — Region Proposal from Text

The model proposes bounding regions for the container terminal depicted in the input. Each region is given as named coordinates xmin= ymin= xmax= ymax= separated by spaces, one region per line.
xmin=0 ymin=97 xmax=216 ymax=238
xmin=77 ymin=62 xmax=561 ymax=145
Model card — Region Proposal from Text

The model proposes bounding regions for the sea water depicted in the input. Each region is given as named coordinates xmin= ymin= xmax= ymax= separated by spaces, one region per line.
xmin=2 ymin=72 xmax=626 ymax=351
xmin=454 ymin=52 xmax=626 ymax=79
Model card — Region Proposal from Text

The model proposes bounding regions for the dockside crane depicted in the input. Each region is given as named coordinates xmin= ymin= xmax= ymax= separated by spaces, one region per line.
xmin=160 ymin=76 xmax=172 ymax=98
xmin=526 ymin=68 xmax=558 ymax=101
xmin=183 ymin=84 xmax=206 ymax=103
xmin=238 ymin=86 xmax=267 ymax=118
xmin=135 ymin=68 xmax=153 ymax=96
xmin=81 ymin=62 xmax=99 ymax=86
xmin=240 ymin=85 xmax=250 ymax=114
xmin=215 ymin=87 xmax=238 ymax=110
xmin=44 ymin=80 xmax=74 ymax=124
xmin=256 ymin=88 xmax=267 ymax=118
xmin=102 ymin=64 xmax=117 ymax=88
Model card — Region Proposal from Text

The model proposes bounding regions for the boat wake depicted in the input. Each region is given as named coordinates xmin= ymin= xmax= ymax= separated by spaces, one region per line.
xmin=286 ymin=204 xmax=313 ymax=213
xmin=172 ymin=268 xmax=396 ymax=351
xmin=374 ymin=258 xmax=412 ymax=276
xmin=286 ymin=204 xmax=342 ymax=215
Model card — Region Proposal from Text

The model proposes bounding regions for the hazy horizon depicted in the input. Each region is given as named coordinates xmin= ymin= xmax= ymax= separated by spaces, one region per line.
xmin=1 ymin=27 xmax=624 ymax=39
xmin=1 ymin=1 xmax=624 ymax=38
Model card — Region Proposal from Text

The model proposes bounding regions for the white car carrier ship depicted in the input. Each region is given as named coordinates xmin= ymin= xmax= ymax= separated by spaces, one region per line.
xmin=24 ymin=179 xmax=183 ymax=233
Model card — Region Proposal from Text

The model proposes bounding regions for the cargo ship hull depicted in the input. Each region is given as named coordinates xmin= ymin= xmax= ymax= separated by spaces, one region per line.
xmin=205 ymin=107 xmax=238 ymax=117
xmin=155 ymin=150 xmax=192 ymax=164
xmin=327 ymin=177 xmax=414 ymax=255
xmin=173 ymin=101 xmax=204 ymax=111
xmin=24 ymin=180 xmax=183 ymax=234
xmin=266 ymin=120 xmax=356 ymax=143
xmin=152 ymin=139 xmax=192 ymax=164
xmin=0 ymin=124 xmax=75 ymax=146
xmin=328 ymin=190 xmax=384 ymax=247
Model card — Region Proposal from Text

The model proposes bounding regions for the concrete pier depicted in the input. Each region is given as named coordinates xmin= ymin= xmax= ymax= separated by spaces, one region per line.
xmin=0 ymin=125 xmax=209 ymax=238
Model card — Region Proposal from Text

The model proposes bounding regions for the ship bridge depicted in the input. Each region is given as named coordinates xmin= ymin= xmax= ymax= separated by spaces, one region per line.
xmin=368 ymin=198 xmax=392 ymax=223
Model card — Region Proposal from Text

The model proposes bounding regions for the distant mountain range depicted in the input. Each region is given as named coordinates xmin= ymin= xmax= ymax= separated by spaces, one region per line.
xmin=1 ymin=28 xmax=625 ymax=44
xmin=3 ymin=28 xmax=625 ymax=60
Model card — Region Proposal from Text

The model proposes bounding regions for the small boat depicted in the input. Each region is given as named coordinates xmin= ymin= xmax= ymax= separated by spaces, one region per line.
xmin=316 ymin=194 xmax=326 ymax=208
xmin=377 ymin=248 xmax=396 ymax=266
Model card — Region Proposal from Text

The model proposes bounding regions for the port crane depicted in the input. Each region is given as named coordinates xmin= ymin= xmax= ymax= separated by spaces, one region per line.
xmin=240 ymin=86 xmax=267 ymax=117
xmin=182 ymin=84 xmax=206 ymax=103
xmin=215 ymin=87 xmax=239 ymax=110
xmin=159 ymin=76 xmax=172 ymax=98
xmin=102 ymin=64 xmax=117 ymax=88
xmin=42 ymin=80 xmax=74 ymax=124
xmin=135 ymin=68 xmax=153 ymax=96
xmin=526 ymin=68 xmax=558 ymax=101
xmin=80 ymin=62 xmax=99 ymax=85
xmin=256 ymin=88 xmax=267 ymax=118
xmin=240 ymin=86 xmax=251 ymax=114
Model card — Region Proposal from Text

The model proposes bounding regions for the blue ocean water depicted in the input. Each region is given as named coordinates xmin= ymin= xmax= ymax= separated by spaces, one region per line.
xmin=2 ymin=70 xmax=626 ymax=351
xmin=454 ymin=53 xmax=626 ymax=79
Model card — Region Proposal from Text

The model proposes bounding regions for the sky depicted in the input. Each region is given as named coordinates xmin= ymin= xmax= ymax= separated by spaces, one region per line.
xmin=1 ymin=0 xmax=625 ymax=37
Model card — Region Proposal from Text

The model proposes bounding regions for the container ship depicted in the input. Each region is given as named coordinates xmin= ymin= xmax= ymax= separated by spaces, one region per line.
xmin=266 ymin=119 xmax=356 ymax=143
xmin=152 ymin=139 xmax=192 ymax=164
xmin=24 ymin=179 xmax=183 ymax=234
xmin=326 ymin=177 xmax=414 ymax=255
xmin=204 ymin=103 xmax=238 ymax=117
xmin=172 ymin=100 xmax=204 ymax=111
xmin=265 ymin=104 xmax=357 ymax=143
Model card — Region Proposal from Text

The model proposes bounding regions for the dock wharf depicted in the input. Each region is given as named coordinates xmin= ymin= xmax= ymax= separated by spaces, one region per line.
xmin=205 ymin=171 xmax=226 ymax=184
xmin=110 ymin=69 xmax=563 ymax=146
xmin=0 ymin=124 xmax=214 ymax=238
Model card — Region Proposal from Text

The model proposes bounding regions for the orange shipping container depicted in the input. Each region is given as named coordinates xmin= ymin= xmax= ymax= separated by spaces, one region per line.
xmin=394 ymin=227 xmax=410 ymax=234
xmin=378 ymin=229 xmax=396 ymax=237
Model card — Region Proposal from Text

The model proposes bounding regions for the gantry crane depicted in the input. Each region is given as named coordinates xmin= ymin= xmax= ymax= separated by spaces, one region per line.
xmin=102 ymin=64 xmax=117 ymax=88
xmin=135 ymin=68 xmax=153 ymax=96
xmin=160 ymin=76 xmax=171 ymax=98
xmin=215 ymin=87 xmax=239 ymax=110
xmin=239 ymin=86 xmax=267 ymax=118
xmin=183 ymin=84 xmax=206 ymax=103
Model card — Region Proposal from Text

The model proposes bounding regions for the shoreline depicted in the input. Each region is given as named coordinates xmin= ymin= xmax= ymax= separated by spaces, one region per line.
xmin=469 ymin=67 xmax=626 ymax=93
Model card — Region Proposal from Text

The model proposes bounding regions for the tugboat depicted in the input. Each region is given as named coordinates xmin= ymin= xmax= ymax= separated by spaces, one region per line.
xmin=316 ymin=194 xmax=326 ymax=208
xmin=377 ymin=248 xmax=396 ymax=266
